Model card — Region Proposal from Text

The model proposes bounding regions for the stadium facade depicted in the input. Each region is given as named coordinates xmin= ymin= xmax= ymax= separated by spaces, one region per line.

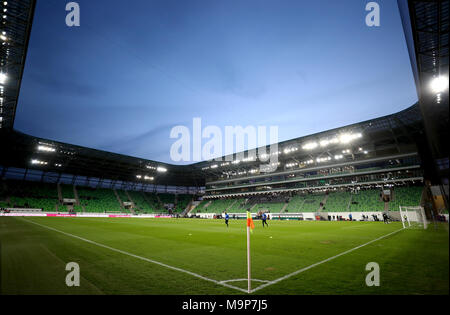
xmin=0 ymin=0 xmax=448 ymax=217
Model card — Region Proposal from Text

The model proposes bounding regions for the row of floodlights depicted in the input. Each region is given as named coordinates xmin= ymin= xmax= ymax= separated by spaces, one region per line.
xmin=302 ymin=133 xmax=363 ymax=150
xmin=35 ymin=145 xmax=168 ymax=177
xmin=31 ymin=159 xmax=62 ymax=167
xmin=201 ymin=133 xmax=363 ymax=171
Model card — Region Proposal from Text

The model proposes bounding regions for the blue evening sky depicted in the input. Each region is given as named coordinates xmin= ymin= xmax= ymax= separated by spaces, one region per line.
xmin=15 ymin=0 xmax=417 ymax=164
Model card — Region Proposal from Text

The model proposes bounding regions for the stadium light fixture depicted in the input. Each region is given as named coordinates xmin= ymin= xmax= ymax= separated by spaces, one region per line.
xmin=319 ymin=140 xmax=330 ymax=147
xmin=302 ymin=142 xmax=318 ymax=150
xmin=0 ymin=72 xmax=6 ymax=84
xmin=430 ymin=76 xmax=448 ymax=94
xmin=37 ymin=145 xmax=56 ymax=152
xmin=31 ymin=159 xmax=48 ymax=165
xmin=156 ymin=166 xmax=167 ymax=173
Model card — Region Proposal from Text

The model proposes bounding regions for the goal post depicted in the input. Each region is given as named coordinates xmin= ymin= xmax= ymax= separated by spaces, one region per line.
xmin=399 ymin=206 xmax=428 ymax=229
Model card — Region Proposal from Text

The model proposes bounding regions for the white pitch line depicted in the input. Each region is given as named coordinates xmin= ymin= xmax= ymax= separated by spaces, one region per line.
xmin=20 ymin=218 xmax=248 ymax=294
xmin=250 ymin=227 xmax=405 ymax=293
xmin=220 ymin=279 xmax=270 ymax=284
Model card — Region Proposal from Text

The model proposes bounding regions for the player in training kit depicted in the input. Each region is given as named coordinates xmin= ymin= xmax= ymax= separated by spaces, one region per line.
xmin=262 ymin=212 xmax=268 ymax=227
xmin=224 ymin=212 xmax=229 ymax=227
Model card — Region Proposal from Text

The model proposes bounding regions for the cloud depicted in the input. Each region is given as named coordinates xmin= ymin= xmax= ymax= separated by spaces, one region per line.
xmin=27 ymin=71 xmax=103 ymax=98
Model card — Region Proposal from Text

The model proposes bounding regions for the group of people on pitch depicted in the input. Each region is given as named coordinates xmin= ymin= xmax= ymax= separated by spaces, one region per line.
xmin=223 ymin=211 xmax=269 ymax=228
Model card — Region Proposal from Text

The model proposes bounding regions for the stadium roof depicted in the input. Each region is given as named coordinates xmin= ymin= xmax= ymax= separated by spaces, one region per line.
xmin=0 ymin=103 xmax=424 ymax=188
xmin=193 ymin=103 xmax=424 ymax=181
xmin=0 ymin=0 xmax=35 ymax=129
xmin=398 ymin=0 xmax=449 ymax=98
xmin=398 ymin=0 xmax=449 ymax=184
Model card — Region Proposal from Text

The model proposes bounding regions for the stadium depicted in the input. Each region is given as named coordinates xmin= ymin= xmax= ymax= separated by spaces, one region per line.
xmin=0 ymin=0 xmax=448 ymax=298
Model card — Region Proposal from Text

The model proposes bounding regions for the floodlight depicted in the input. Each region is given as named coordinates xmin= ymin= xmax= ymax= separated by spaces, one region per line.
xmin=302 ymin=142 xmax=318 ymax=150
xmin=430 ymin=76 xmax=448 ymax=94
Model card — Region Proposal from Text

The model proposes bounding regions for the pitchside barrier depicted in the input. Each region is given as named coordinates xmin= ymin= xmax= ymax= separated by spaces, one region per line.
xmin=194 ymin=212 xmax=398 ymax=221
xmin=2 ymin=209 xmax=443 ymax=224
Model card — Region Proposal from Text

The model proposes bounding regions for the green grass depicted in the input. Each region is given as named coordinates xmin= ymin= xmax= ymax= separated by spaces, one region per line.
xmin=0 ymin=217 xmax=448 ymax=295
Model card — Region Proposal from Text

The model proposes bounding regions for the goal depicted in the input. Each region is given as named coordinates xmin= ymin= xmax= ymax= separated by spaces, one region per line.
xmin=399 ymin=206 xmax=428 ymax=229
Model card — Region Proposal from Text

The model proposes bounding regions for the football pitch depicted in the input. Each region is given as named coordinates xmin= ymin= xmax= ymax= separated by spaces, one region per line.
xmin=0 ymin=217 xmax=448 ymax=295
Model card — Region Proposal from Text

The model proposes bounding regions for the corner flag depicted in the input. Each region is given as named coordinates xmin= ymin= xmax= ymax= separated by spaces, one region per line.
xmin=246 ymin=211 xmax=255 ymax=231
xmin=246 ymin=210 xmax=254 ymax=293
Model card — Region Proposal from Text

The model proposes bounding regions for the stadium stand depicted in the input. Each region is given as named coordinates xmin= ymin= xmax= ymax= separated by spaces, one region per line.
xmin=285 ymin=195 xmax=306 ymax=212
xmin=324 ymin=191 xmax=352 ymax=212
xmin=301 ymin=194 xmax=326 ymax=212
xmin=1 ymin=180 xmax=58 ymax=211
xmin=203 ymin=199 xmax=235 ymax=213
xmin=77 ymin=187 xmax=124 ymax=213
xmin=349 ymin=189 xmax=384 ymax=212
xmin=145 ymin=193 xmax=165 ymax=212
xmin=255 ymin=202 xmax=285 ymax=212
xmin=175 ymin=194 xmax=192 ymax=213
xmin=116 ymin=190 xmax=130 ymax=203
xmin=158 ymin=193 xmax=175 ymax=206
xmin=127 ymin=191 xmax=156 ymax=213
xmin=250 ymin=195 xmax=288 ymax=212
xmin=227 ymin=198 xmax=248 ymax=213
xmin=60 ymin=184 xmax=75 ymax=199
xmin=389 ymin=186 xmax=423 ymax=210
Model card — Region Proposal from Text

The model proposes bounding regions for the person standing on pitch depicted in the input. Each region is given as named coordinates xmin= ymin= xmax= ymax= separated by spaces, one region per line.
xmin=383 ymin=212 xmax=389 ymax=224
xmin=262 ymin=212 xmax=268 ymax=227
xmin=224 ymin=212 xmax=229 ymax=227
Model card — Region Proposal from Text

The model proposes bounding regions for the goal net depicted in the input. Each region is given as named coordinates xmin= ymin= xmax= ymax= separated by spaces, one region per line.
xmin=399 ymin=206 xmax=428 ymax=229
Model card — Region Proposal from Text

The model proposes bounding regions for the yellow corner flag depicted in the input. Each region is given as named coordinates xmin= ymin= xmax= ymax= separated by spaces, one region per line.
xmin=246 ymin=211 xmax=255 ymax=232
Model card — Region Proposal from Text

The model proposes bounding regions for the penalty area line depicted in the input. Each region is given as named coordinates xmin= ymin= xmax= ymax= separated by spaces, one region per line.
xmin=20 ymin=218 xmax=249 ymax=294
xmin=250 ymin=227 xmax=406 ymax=293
